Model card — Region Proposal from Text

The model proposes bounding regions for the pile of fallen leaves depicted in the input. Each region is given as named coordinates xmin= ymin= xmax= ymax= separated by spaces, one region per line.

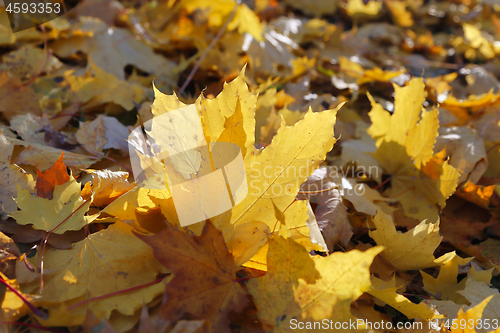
xmin=1 ymin=0 xmax=500 ymax=332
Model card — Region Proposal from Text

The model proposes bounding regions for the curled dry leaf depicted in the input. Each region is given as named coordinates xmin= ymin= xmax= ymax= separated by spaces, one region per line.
xmin=76 ymin=115 xmax=131 ymax=154
xmin=435 ymin=126 xmax=487 ymax=184
xmin=82 ymin=169 xmax=135 ymax=207
xmin=297 ymin=167 xmax=353 ymax=250
xmin=0 ymin=133 xmax=35 ymax=217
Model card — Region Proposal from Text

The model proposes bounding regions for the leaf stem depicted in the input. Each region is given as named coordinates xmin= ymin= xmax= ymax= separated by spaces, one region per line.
xmin=387 ymin=185 xmax=415 ymax=199
xmin=177 ymin=0 xmax=241 ymax=96
xmin=38 ymin=198 xmax=92 ymax=291
xmin=23 ymin=24 xmax=50 ymax=88
xmin=372 ymin=176 xmax=392 ymax=190
xmin=0 ymin=277 xmax=48 ymax=320
xmin=66 ymin=276 xmax=168 ymax=310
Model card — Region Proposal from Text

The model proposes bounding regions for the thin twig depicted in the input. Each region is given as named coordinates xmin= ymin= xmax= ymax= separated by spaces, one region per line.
xmin=0 ymin=277 xmax=48 ymax=319
xmin=38 ymin=198 xmax=92 ymax=291
xmin=23 ymin=24 xmax=51 ymax=88
xmin=178 ymin=0 xmax=241 ymax=95
xmin=67 ymin=276 xmax=168 ymax=310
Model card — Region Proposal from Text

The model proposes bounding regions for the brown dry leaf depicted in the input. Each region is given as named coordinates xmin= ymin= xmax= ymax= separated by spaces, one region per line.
xmin=6 ymin=133 xmax=99 ymax=171
xmin=136 ymin=220 xmax=248 ymax=333
xmin=434 ymin=127 xmax=488 ymax=184
xmin=50 ymin=17 xmax=177 ymax=81
xmin=75 ymin=115 xmax=130 ymax=154
xmin=137 ymin=303 xmax=206 ymax=333
xmin=0 ymin=44 xmax=62 ymax=79
xmin=0 ymin=71 xmax=42 ymax=121
xmin=297 ymin=167 xmax=353 ymax=250
xmin=283 ymin=0 xmax=337 ymax=16
xmin=0 ymin=134 xmax=35 ymax=217
xmin=9 ymin=113 xmax=51 ymax=144
xmin=0 ymin=231 xmax=21 ymax=279
xmin=439 ymin=216 xmax=494 ymax=260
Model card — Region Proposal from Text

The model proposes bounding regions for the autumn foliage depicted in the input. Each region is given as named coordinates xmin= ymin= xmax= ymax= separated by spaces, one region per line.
xmin=1 ymin=0 xmax=500 ymax=332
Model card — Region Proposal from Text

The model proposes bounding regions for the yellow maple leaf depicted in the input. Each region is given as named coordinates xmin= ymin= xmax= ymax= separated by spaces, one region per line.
xmin=453 ymin=23 xmax=497 ymax=60
xmin=291 ymin=57 xmax=315 ymax=77
xmin=9 ymin=176 xmax=98 ymax=234
xmin=0 ymin=273 xmax=33 ymax=321
xmin=217 ymin=106 xmax=340 ymax=237
xmin=339 ymin=56 xmax=405 ymax=86
xmin=421 ymin=255 xmax=472 ymax=303
xmin=449 ymin=296 xmax=496 ymax=333
xmin=369 ymin=210 xmax=460 ymax=271
xmin=367 ymin=78 xmax=459 ymax=221
xmin=198 ymin=67 xmax=257 ymax=158
xmin=457 ymin=277 xmax=500 ymax=326
xmin=228 ymin=4 xmax=263 ymax=42
xmin=345 ymin=0 xmax=383 ymax=21
xmin=385 ymin=0 xmax=413 ymax=27
xmin=368 ymin=275 xmax=439 ymax=320
xmin=66 ymin=60 xmax=143 ymax=111
xmin=134 ymin=68 xmax=341 ymax=265
xmin=16 ymin=222 xmax=170 ymax=326
xmin=246 ymin=235 xmax=382 ymax=329
xmin=182 ymin=0 xmax=263 ymax=41
xmin=358 ymin=67 xmax=405 ymax=85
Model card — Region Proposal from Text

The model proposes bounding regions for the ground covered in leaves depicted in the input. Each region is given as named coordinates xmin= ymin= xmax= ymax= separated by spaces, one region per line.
xmin=1 ymin=0 xmax=500 ymax=332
